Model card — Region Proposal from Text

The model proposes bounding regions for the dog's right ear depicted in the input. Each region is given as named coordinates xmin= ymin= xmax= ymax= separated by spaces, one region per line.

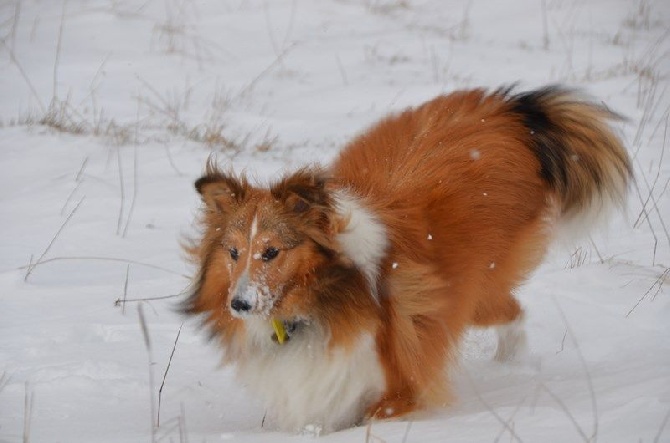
xmin=195 ymin=164 xmax=248 ymax=213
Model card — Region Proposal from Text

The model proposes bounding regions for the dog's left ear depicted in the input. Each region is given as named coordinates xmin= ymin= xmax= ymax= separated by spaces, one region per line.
xmin=272 ymin=167 xmax=330 ymax=211
xmin=272 ymin=169 xmax=338 ymax=251
xmin=273 ymin=169 xmax=344 ymax=255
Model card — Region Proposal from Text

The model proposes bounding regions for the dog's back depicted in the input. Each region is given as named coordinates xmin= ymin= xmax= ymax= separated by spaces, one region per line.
xmin=330 ymin=86 xmax=631 ymax=417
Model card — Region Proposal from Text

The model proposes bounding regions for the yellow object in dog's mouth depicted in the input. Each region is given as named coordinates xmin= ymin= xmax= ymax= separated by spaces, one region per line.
xmin=271 ymin=319 xmax=288 ymax=344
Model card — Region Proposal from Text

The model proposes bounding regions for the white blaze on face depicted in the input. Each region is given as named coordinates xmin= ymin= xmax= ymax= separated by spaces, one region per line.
xmin=246 ymin=214 xmax=258 ymax=269
xmin=230 ymin=214 xmax=275 ymax=318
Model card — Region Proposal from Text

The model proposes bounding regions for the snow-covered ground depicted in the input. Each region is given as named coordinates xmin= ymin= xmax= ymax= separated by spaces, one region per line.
xmin=1 ymin=0 xmax=668 ymax=442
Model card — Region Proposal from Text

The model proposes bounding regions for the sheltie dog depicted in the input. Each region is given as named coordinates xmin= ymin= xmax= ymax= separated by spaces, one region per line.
xmin=182 ymin=86 xmax=631 ymax=433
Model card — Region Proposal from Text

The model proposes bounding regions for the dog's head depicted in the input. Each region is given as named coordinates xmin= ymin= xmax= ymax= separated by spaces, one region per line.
xmin=184 ymin=163 xmax=342 ymax=328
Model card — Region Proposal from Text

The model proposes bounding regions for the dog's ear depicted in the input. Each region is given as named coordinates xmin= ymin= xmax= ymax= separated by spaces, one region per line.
xmin=272 ymin=168 xmax=332 ymax=216
xmin=195 ymin=163 xmax=248 ymax=213
xmin=272 ymin=168 xmax=337 ymax=251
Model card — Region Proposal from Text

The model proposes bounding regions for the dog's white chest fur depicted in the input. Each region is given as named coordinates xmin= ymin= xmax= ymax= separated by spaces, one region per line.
xmin=237 ymin=321 xmax=385 ymax=433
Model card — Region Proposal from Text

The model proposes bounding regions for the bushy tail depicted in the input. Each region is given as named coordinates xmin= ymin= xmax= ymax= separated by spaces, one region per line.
xmin=505 ymin=86 xmax=632 ymax=231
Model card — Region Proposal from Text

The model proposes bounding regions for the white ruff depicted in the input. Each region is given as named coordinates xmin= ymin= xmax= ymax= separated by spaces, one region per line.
xmin=333 ymin=191 xmax=388 ymax=299
xmin=238 ymin=320 xmax=385 ymax=433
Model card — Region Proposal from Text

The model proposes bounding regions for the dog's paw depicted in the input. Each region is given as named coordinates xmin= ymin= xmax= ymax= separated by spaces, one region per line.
xmin=366 ymin=396 xmax=415 ymax=421
xmin=494 ymin=327 xmax=541 ymax=369
xmin=494 ymin=328 xmax=527 ymax=362
xmin=493 ymin=319 xmax=540 ymax=367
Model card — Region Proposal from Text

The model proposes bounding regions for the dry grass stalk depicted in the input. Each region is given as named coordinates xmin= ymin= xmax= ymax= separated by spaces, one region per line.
xmin=121 ymin=265 xmax=130 ymax=315
xmin=17 ymin=255 xmax=186 ymax=278
xmin=625 ymin=267 xmax=669 ymax=317
xmin=551 ymin=297 xmax=599 ymax=443
xmin=138 ymin=304 xmax=157 ymax=443
xmin=23 ymin=381 xmax=34 ymax=443
xmin=462 ymin=369 xmax=525 ymax=443
xmin=654 ymin=405 xmax=670 ymax=443
xmin=24 ymin=197 xmax=85 ymax=281
xmin=157 ymin=323 xmax=184 ymax=427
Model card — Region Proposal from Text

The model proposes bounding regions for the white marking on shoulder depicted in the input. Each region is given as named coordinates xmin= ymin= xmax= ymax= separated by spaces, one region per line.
xmin=333 ymin=190 xmax=388 ymax=300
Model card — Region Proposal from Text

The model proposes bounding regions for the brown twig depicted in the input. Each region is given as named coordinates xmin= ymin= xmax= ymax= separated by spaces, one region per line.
xmin=157 ymin=323 xmax=184 ymax=427
xmin=115 ymin=293 xmax=183 ymax=308
xmin=401 ymin=420 xmax=413 ymax=443
xmin=551 ymin=296 xmax=599 ymax=443
xmin=61 ymin=156 xmax=88 ymax=215
xmin=625 ymin=267 xmax=669 ymax=317
xmin=138 ymin=304 xmax=156 ymax=443
xmin=121 ymin=265 xmax=130 ymax=315
xmin=116 ymin=147 xmax=126 ymax=235
xmin=23 ymin=381 xmax=34 ymax=443
xmin=0 ymin=37 xmax=46 ymax=113
xmin=537 ymin=380 xmax=590 ymax=442
xmin=654 ymin=405 xmax=670 ymax=443
xmin=24 ymin=197 xmax=85 ymax=281
xmin=121 ymin=122 xmax=139 ymax=237
xmin=462 ymin=369 xmax=525 ymax=443
xmin=51 ymin=0 xmax=67 ymax=104
xmin=18 ymin=255 xmax=186 ymax=278
xmin=179 ymin=402 xmax=188 ymax=443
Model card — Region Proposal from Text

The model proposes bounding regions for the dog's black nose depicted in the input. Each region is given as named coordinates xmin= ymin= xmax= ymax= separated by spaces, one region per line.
xmin=231 ymin=298 xmax=252 ymax=312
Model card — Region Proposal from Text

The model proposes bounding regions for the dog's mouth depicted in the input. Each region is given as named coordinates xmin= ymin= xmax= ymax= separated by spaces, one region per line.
xmin=270 ymin=319 xmax=302 ymax=344
xmin=229 ymin=274 xmax=295 ymax=320
xmin=229 ymin=282 xmax=307 ymax=344
xmin=229 ymin=297 xmax=276 ymax=318
xmin=229 ymin=297 xmax=305 ymax=344
xmin=229 ymin=284 xmax=279 ymax=318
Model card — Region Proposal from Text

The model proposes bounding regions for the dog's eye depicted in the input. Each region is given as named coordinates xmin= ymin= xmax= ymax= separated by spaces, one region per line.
xmin=229 ymin=247 xmax=239 ymax=261
xmin=261 ymin=247 xmax=279 ymax=261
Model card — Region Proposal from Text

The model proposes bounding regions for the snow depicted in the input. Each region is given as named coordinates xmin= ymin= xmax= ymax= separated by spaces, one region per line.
xmin=301 ymin=424 xmax=323 ymax=438
xmin=1 ymin=0 xmax=669 ymax=442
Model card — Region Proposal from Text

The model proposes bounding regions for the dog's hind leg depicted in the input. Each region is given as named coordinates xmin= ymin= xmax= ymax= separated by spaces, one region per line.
xmin=474 ymin=212 xmax=552 ymax=362
xmin=472 ymin=293 xmax=528 ymax=362
xmin=493 ymin=307 xmax=527 ymax=362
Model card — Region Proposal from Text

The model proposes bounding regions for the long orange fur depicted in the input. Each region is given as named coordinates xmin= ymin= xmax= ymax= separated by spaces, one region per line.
xmin=183 ymin=86 xmax=631 ymax=430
